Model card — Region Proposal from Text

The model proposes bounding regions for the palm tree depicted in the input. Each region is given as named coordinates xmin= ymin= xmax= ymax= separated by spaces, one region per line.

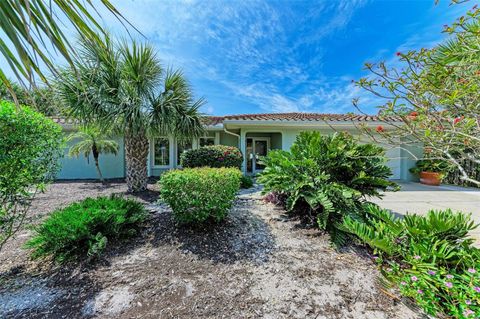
xmin=67 ymin=127 xmax=119 ymax=183
xmin=0 ymin=1 xmax=130 ymax=101
xmin=57 ymin=35 xmax=205 ymax=192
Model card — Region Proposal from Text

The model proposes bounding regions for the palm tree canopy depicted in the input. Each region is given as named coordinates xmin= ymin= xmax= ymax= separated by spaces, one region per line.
xmin=0 ymin=0 xmax=131 ymax=100
xmin=67 ymin=126 xmax=119 ymax=159
xmin=57 ymin=35 xmax=205 ymax=140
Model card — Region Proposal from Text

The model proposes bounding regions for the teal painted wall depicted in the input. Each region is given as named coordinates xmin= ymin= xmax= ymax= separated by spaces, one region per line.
xmin=220 ymin=132 xmax=239 ymax=147
xmin=56 ymin=136 xmax=125 ymax=180
xmin=400 ymin=142 xmax=423 ymax=181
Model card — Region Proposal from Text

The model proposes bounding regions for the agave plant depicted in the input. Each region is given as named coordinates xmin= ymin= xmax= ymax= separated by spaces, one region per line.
xmin=56 ymin=35 xmax=205 ymax=192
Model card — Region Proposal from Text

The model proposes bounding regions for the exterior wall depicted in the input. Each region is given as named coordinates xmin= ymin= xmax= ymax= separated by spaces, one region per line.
xmin=149 ymin=131 xmax=222 ymax=177
xmin=57 ymin=136 xmax=125 ymax=180
xmin=219 ymin=131 xmax=239 ymax=147
xmin=56 ymin=124 xmax=421 ymax=182
xmin=400 ymin=142 xmax=423 ymax=181
xmin=240 ymin=126 xmax=404 ymax=180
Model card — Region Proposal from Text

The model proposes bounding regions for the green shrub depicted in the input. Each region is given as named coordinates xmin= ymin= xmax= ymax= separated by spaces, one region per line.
xmin=258 ymin=131 xmax=397 ymax=245
xmin=344 ymin=204 xmax=480 ymax=318
xmin=409 ymin=159 xmax=453 ymax=177
xmin=0 ymin=101 xmax=63 ymax=252
xmin=25 ymin=196 xmax=146 ymax=263
xmin=240 ymin=175 xmax=254 ymax=189
xmin=180 ymin=145 xmax=243 ymax=169
xmin=159 ymin=167 xmax=242 ymax=224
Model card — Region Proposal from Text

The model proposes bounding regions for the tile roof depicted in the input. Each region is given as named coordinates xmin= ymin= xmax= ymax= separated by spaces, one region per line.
xmin=219 ymin=112 xmax=399 ymax=122
xmin=50 ymin=112 xmax=400 ymax=127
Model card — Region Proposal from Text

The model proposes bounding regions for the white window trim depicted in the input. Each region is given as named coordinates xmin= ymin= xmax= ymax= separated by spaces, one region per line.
xmin=151 ymin=136 xmax=173 ymax=168
xmin=198 ymin=136 xmax=216 ymax=148
xmin=176 ymin=139 xmax=194 ymax=167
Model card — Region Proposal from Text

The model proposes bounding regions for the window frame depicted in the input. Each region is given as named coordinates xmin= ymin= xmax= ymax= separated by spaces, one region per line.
xmin=198 ymin=136 xmax=216 ymax=147
xmin=152 ymin=137 xmax=172 ymax=168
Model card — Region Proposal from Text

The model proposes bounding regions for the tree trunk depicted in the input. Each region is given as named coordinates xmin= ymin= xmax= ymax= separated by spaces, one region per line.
xmin=92 ymin=147 xmax=104 ymax=183
xmin=124 ymin=133 xmax=149 ymax=192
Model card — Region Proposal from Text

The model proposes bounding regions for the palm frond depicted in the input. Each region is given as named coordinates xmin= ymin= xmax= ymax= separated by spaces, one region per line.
xmin=0 ymin=0 xmax=133 ymax=100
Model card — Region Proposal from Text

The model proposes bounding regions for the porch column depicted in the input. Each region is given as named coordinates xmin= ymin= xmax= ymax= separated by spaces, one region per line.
xmin=240 ymin=130 xmax=247 ymax=174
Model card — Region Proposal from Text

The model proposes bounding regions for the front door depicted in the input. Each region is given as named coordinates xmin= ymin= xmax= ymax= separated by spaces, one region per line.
xmin=252 ymin=138 xmax=270 ymax=173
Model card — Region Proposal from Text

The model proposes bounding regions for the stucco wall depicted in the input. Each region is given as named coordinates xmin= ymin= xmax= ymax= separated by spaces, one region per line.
xmin=220 ymin=132 xmax=239 ymax=147
xmin=57 ymin=136 xmax=125 ymax=180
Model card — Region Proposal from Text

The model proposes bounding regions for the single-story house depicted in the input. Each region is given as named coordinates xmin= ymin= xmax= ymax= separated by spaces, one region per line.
xmin=52 ymin=112 xmax=422 ymax=181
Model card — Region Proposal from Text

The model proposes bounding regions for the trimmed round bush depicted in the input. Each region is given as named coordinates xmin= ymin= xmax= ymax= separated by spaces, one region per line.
xmin=180 ymin=145 xmax=243 ymax=169
xmin=25 ymin=196 xmax=146 ymax=263
xmin=159 ymin=167 xmax=242 ymax=224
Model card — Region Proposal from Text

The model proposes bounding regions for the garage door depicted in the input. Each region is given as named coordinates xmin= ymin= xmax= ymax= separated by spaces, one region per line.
xmin=385 ymin=146 xmax=401 ymax=180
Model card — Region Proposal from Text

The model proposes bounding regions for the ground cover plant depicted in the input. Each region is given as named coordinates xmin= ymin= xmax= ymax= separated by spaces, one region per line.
xmin=344 ymin=204 xmax=480 ymax=318
xmin=0 ymin=101 xmax=63 ymax=252
xmin=258 ymin=131 xmax=397 ymax=245
xmin=25 ymin=196 xmax=146 ymax=263
xmin=180 ymin=145 xmax=243 ymax=169
xmin=159 ymin=167 xmax=242 ymax=224
xmin=240 ymin=175 xmax=254 ymax=189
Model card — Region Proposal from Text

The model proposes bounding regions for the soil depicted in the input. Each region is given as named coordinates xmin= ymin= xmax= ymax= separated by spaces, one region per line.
xmin=0 ymin=180 xmax=422 ymax=319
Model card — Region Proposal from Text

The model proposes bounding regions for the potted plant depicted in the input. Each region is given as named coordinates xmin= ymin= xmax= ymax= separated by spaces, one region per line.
xmin=409 ymin=159 xmax=451 ymax=186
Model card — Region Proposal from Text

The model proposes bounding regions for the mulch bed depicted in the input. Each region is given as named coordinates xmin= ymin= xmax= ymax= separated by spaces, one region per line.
xmin=0 ymin=181 xmax=420 ymax=319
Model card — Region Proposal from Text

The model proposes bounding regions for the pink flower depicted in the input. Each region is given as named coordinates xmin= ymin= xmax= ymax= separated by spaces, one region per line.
xmin=413 ymin=255 xmax=421 ymax=260
xmin=463 ymin=309 xmax=474 ymax=317
xmin=411 ymin=276 xmax=418 ymax=282
xmin=466 ymin=300 xmax=472 ymax=305
xmin=474 ymin=286 xmax=480 ymax=293
xmin=468 ymin=268 xmax=476 ymax=274
xmin=417 ymin=289 xmax=423 ymax=294
xmin=446 ymin=274 xmax=454 ymax=279
xmin=445 ymin=282 xmax=453 ymax=288
xmin=400 ymin=281 xmax=407 ymax=286
xmin=427 ymin=270 xmax=436 ymax=275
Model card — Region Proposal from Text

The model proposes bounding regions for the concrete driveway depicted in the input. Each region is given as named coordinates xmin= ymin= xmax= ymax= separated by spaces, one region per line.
xmin=371 ymin=182 xmax=480 ymax=243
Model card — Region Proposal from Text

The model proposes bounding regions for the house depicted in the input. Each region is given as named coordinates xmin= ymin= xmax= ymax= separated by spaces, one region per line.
xmin=53 ymin=112 xmax=422 ymax=181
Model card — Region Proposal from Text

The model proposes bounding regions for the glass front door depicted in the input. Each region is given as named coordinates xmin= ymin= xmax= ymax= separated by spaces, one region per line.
xmin=252 ymin=138 xmax=270 ymax=173
xmin=254 ymin=140 xmax=268 ymax=171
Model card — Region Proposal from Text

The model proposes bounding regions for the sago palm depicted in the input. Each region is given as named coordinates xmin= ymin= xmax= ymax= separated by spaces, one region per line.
xmin=57 ymin=35 xmax=205 ymax=192
xmin=67 ymin=127 xmax=119 ymax=183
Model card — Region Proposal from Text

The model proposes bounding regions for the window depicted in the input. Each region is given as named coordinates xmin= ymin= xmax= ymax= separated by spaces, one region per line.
xmin=199 ymin=137 xmax=215 ymax=147
xmin=177 ymin=141 xmax=192 ymax=165
xmin=153 ymin=137 xmax=170 ymax=166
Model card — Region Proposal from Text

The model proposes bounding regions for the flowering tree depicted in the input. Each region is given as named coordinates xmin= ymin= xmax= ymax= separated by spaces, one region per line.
xmin=354 ymin=5 xmax=480 ymax=186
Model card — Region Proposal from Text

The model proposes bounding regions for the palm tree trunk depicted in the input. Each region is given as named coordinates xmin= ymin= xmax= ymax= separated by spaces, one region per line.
xmin=93 ymin=151 xmax=104 ymax=183
xmin=125 ymin=133 xmax=149 ymax=192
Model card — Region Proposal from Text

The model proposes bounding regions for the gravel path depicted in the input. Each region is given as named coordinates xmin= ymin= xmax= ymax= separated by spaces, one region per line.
xmin=0 ymin=181 xmax=421 ymax=318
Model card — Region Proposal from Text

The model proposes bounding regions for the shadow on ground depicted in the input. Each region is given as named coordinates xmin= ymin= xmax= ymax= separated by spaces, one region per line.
xmin=148 ymin=198 xmax=276 ymax=264
xmin=0 ymin=264 xmax=100 ymax=319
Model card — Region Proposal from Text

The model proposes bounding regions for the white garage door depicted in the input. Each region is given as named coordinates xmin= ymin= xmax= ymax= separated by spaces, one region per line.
xmin=385 ymin=146 xmax=401 ymax=180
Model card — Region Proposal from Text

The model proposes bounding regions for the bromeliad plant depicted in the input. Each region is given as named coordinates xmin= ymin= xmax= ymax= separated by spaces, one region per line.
xmin=258 ymin=131 xmax=397 ymax=246
xmin=344 ymin=204 xmax=480 ymax=318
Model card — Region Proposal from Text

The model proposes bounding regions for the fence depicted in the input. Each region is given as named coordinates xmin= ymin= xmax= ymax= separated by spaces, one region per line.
xmin=443 ymin=159 xmax=480 ymax=188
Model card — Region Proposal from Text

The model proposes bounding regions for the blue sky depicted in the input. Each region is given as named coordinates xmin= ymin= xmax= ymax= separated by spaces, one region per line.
xmin=3 ymin=0 xmax=473 ymax=115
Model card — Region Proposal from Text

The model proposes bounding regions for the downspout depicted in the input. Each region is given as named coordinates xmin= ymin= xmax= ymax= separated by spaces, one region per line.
xmin=223 ymin=127 xmax=240 ymax=148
